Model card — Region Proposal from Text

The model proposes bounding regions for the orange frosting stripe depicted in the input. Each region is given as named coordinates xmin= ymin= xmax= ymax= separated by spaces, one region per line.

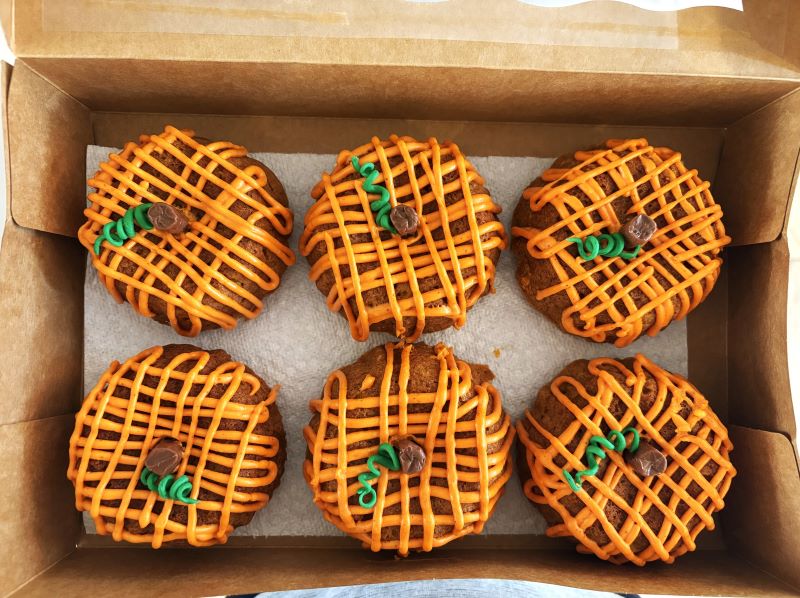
xmin=68 ymin=346 xmax=282 ymax=548
xmin=303 ymin=342 xmax=515 ymax=555
xmin=511 ymin=138 xmax=730 ymax=347
xmin=516 ymin=354 xmax=736 ymax=565
xmin=78 ymin=126 xmax=295 ymax=336
xmin=300 ymin=135 xmax=506 ymax=341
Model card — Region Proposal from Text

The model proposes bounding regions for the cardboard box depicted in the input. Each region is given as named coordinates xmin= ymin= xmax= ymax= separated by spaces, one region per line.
xmin=1 ymin=1 xmax=798 ymax=595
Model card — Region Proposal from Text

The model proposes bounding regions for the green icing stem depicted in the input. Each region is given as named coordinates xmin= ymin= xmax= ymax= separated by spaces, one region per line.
xmin=94 ymin=203 xmax=154 ymax=255
xmin=140 ymin=466 xmax=198 ymax=504
xmin=351 ymin=156 xmax=397 ymax=234
xmin=356 ymin=442 xmax=401 ymax=509
xmin=568 ymin=232 xmax=640 ymax=261
xmin=563 ymin=427 xmax=640 ymax=492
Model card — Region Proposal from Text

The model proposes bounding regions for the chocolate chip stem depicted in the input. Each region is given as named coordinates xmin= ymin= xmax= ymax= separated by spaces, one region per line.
xmin=394 ymin=436 xmax=426 ymax=474
xmin=147 ymin=203 xmax=189 ymax=235
xmin=620 ymin=213 xmax=657 ymax=247
xmin=389 ymin=205 xmax=420 ymax=237
xmin=144 ymin=437 xmax=184 ymax=477
xmin=625 ymin=439 xmax=667 ymax=477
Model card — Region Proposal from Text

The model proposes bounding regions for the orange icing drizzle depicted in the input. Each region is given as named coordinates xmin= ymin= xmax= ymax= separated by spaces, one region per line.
xmin=300 ymin=135 xmax=506 ymax=341
xmin=511 ymin=138 xmax=730 ymax=347
xmin=516 ymin=354 xmax=736 ymax=565
xmin=78 ymin=126 xmax=295 ymax=337
xmin=68 ymin=346 xmax=282 ymax=548
xmin=303 ymin=342 xmax=515 ymax=554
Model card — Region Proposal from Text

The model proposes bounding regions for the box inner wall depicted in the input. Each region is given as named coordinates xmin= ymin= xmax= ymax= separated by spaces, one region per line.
xmin=4 ymin=58 xmax=798 ymax=596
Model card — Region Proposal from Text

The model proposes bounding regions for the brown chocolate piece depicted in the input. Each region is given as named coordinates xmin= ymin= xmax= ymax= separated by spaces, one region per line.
xmin=389 ymin=205 xmax=420 ymax=237
xmin=620 ymin=213 xmax=657 ymax=247
xmin=395 ymin=436 xmax=426 ymax=475
xmin=144 ymin=436 xmax=184 ymax=477
xmin=625 ymin=439 xmax=667 ymax=478
xmin=147 ymin=202 xmax=189 ymax=235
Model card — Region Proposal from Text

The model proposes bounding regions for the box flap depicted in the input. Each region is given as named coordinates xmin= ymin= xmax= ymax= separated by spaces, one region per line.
xmin=9 ymin=0 xmax=800 ymax=82
xmin=743 ymin=0 xmax=800 ymax=70
xmin=723 ymin=425 xmax=800 ymax=591
xmin=0 ymin=222 xmax=84 ymax=426
xmin=14 ymin=546 xmax=800 ymax=597
xmin=0 ymin=415 xmax=80 ymax=597
xmin=727 ymin=239 xmax=794 ymax=438
xmin=715 ymin=88 xmax=800 ymax=245
xmin=7 ymin=62 xmax=92 ymax=238
xmin=90 ymin=112 xmax=726 ymax=162
xmin=17 ymin=56 xmax=799 ymax=127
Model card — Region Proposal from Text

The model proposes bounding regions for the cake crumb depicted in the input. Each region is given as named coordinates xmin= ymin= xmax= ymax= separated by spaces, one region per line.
xmin=360 ymin=374 xmax=376 ymax=391
xmin=493 ymin=348 xmax=501 ymax=358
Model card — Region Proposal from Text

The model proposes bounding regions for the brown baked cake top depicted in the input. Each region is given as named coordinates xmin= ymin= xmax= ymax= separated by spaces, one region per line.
xmin=516 ymin=354 xmax=735 ymax=565
xmin=511 ymin=138 xmax=730 ymax=347
xmin=68 ymin=344 xmax=286 ymax=548
xmin=303 ymin=342 xmax=515 ymax=554
xmin=299 ymin=134 xmax=506 ymax=342
xmin=78 ymin=126 xmax=295 ymax=337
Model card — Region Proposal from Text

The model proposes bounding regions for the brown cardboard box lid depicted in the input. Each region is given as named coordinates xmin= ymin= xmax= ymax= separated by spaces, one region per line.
xmin=743 ymin=0 xmax=800 ymax=70
xmin=5 ymin=0 xmax=800 ymax=79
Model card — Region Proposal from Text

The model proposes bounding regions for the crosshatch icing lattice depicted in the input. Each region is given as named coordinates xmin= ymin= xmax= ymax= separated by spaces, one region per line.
xmin=68 ymin=345 xmax=285 ymax=548
xmin=517 ymin=354 xmax=735 ymax=565
xmin=512 ymin=138 xmax=730 ymax=347
xmin=78 ymin=126 xmax=295 ymax=337
xmin=303 ymin=342 xmax=515 ymax=554
xmin=300 ymin=135 xmax=506 ymax=341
